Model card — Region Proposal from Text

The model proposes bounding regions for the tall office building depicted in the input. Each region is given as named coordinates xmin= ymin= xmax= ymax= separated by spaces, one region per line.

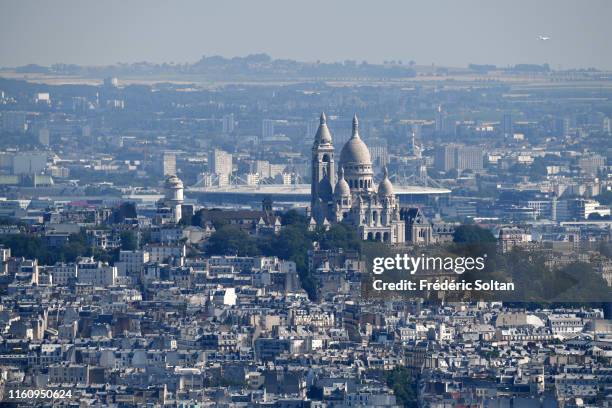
xmin=1 ymin=111 xmax=27 ymax=133
xmin=435 ymin=145 xmax=483 ymax=172
xmin=246 ymin=173 xmax=260 ymax=186
xmin=38 ymin=128 xmax=50 ymax=146
xmin=253 ymin=160 xmax=271 ymax=178
xmin=434 ymin=145 xmax=456 ymax=172
xmin=12 ymin=152 xmax=47 ymax=175
xmin=222 ymin=114 xmax=235 ymax=134
xmin=162 ymin=152 xmax=177 ymax=176
xmin=455 ymin=146 xmax=484 ymax=171
xmin=306 ymin=119 xmax=317 ymax=138
xmin=603 ymin=117 xmax=611 ymax=135
xmin=209 ymin=149 xmax=233 ymax=179
xmin=72 ymin=96 xmax=89 ymax=112
xmin=578 ymin=154 xmax=605 ymax=176
xmin=502 ymin=113 xmax=513 ymax=138
xmin=81 ymin=125 xmax=93 ymax=147
xmin=562 ymin=117 xmax=572 ymax=138
xmin=262 ymin=119 xmax=275 ymax=140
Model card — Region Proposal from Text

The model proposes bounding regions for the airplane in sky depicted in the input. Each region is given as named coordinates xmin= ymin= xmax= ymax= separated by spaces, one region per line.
xmin=537 ymin=35 xmax=551 ymax=41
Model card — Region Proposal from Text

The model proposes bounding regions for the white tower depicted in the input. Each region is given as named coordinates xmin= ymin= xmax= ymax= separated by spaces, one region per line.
xmin=164 ymin=175 xmax=184 ymax=223
xmin=311 ymin=112 xmax=335 ymax=222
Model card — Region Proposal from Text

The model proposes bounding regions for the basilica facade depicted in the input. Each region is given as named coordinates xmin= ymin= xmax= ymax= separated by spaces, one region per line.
xmin=310 ymin=113 xmax=405 ymax=244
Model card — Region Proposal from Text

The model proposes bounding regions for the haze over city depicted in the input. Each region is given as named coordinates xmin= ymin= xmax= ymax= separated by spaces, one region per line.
xmin=1 ymin=0 xmax=612 ymax=69
xmin=1 ymin=1 xmax=612 ymax=407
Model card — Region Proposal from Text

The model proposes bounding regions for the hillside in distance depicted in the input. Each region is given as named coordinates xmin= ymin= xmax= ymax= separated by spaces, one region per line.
xmin=9 ymin=54 xmax=419 ymax=81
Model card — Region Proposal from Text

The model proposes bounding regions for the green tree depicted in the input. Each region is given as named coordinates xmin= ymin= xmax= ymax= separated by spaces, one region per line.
xmin=306 ymin=385 xmax=323 ymax=400
xmin=0 ymin=230 xmax=98 ymax=265
xmin=267 ymin=225 xmax=316 ymax=299
xmin=120 ymin=231 xmax=138 ymax=250
xmin=113 ymin=202 xmax=137 ymax=223
xmin=316 ymin=224 xmax=361 ymax=251
xmin=59 ymin=231 xmax=91 ymax=262
xmin=529 ymin=157 xmax=548 ymax=180
xmin=281 ymin=209 xmax=308 ymax=226
xmin=178 ymin=214 xmax=192 ymax=225
xmin=192 ymin=209 xmax=227 ymax=230
xmin=453 ymin=225 xmax=496 ymax=243
xmin=206 ymin=225 xmax=260 ymax=256
xmin=384 ymin=367 xmax=418 ymax=408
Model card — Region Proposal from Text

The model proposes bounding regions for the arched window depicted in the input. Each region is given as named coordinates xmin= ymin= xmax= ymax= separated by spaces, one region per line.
xmin=372 ymin=211 xmax=378 ymax=224
xmin=322 ymin=154 xmax=329 ymax=162
xmin=359 ymin=180 xmax=364 ymax=189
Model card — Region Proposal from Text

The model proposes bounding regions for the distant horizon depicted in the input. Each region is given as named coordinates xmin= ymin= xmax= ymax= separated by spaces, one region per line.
xmin=1 ymin=0 xmax=612 ymax=71
xmin=0 ymin=53 xmax=596 ymax=72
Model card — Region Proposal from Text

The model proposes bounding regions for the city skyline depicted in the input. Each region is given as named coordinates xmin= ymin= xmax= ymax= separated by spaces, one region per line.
xmin=1 ymin=2 xmax=611 ymax=406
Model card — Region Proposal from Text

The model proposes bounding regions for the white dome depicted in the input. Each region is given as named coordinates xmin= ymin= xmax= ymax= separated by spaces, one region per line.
xmin=334 ymin=167 xmax=351 ymax=197
xmin=339 ymin=114 xmax=372 ymax=166
xmin=377 ymin=167 xmax=394 ymax=196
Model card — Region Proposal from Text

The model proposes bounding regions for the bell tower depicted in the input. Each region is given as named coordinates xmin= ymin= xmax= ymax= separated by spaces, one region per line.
xmin=311 ymin=112 xmax=335 ymax=213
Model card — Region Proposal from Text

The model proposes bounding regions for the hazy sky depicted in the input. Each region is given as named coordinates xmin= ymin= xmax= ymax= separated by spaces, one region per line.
xmin=1 ymin=0 xmax=611 ymax=69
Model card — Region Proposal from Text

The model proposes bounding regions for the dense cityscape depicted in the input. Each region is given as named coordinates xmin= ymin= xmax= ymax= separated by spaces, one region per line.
xmin=0 ymin=52 xmax=612 ymax=407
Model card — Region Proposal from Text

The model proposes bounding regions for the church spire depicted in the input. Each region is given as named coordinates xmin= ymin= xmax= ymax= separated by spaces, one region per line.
xmin=351 ymin=114 xmax=360 ymax=138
